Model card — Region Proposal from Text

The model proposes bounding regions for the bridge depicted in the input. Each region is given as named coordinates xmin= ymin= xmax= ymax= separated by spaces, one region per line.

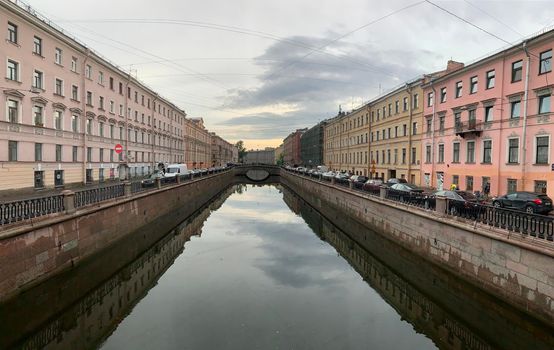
xmin=232 ymin=164 xmax=281 ymax=183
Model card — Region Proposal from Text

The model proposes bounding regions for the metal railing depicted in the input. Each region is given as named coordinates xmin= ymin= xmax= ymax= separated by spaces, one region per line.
xmin=74 ymin=184 xmax=126 ymax=208
xmin=0 ymin=195 xmax=65 ymax=226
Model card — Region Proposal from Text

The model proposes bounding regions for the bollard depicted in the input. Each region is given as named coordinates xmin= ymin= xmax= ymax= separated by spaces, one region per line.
xmin=124 ymin=181 xmax=132 ymax=197
xmin=379 ymin=185 xmax=387 ymax=199
xmin=62 ymin=190 xmax=76 ymax=214
xmin=349 ymin=181 xmax=353 ymax=189
xmin=331 ymin=177 xmax=335 ymax=185
xmin=176 ymin=175 xmax=181 ymax=184
xmin=435 ymin=195 xmax=447 ymax=217
xmin=155 ymin=177 xmax=162 ymax=189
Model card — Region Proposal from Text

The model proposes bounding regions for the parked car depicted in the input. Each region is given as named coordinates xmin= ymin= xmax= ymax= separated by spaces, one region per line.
xmin=164 ymin=163 xmax=191 ymax=178
xmin=322 ymin=171 xmax=336 ymax=179
xmin=362 ymin=179 xmax=383 ymax=193
xmin=334 ymin=172 xmax=350 ymax=183
xmin=349 ymin=175 xmax=369 ymax=188
xmin=390 ymin=183 xmax=426 ymax=194
xmin=428 ymin=190 xmax=482 ymax=214
xmin=384 ymin=178 xmax=408 ymax=188
xmin=141 ymin=172 xmax=164 ymax=187
xmin=492 ymin=191 xmax=553 ymax=214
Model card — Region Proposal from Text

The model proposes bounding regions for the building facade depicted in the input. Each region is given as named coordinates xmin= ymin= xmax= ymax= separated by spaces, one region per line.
xmin=244 ymin=148 xmax=275 ymax=164
xmin=283 ymin=129 xmax=306 ymax=165
xmin=0 ymin=1 xmax=185 ymax=190
xmin=300 ymin=122 xmax=325 ymax=168
xmin=421 ymin=33 xmax=554 ymax=197
xmin=184 ymin=117 xmax=210 ymax=169
xmin=210 ymin=132 xmax=234 ymax=166
xmin=368 ymin=80 xmax=423 ymax=183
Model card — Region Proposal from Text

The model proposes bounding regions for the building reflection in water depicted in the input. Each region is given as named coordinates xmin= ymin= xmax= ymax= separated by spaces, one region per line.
xmin=0 ymin=185 xmax=237 ymax=350
xmin=282 ymin=185 xmax=554 ymax=350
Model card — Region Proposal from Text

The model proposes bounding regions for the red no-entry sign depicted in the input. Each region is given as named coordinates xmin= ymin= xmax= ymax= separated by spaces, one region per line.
xmin=114 ymin=144 xmax=123 ymax=154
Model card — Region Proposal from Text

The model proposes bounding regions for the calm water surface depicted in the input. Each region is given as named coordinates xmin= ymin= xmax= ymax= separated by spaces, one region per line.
xmin=100 ymin=184 xmax=436 ymax=349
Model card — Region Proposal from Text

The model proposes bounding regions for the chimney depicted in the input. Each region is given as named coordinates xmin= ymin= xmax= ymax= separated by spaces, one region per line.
xmin=446 ymin=60 xmax=464 ymax=73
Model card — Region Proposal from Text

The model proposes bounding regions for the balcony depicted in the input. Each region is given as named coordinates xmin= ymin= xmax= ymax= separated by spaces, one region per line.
xmin=455 ymin=119 xmax=482 ymax=138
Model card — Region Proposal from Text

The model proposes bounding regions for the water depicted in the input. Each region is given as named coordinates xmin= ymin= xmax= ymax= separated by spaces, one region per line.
xmin=2 ymin=184 xmax=554 ymax=349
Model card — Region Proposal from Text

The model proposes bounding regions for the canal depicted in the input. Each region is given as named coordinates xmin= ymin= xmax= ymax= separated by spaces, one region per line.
xmin=2 ymin=184 xmax=554 ymax=349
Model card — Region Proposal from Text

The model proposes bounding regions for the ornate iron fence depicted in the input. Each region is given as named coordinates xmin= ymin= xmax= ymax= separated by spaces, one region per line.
xmin=0 ymin=195 xmax=65 ymax=226
xmin=74 ymin=184 xmax=125 ymax=208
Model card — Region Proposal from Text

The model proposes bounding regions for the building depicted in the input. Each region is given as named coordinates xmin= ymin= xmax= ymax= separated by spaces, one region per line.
xmin=300 ymin=122 xmax=326 ymax=168
xmin=232 ymin=146 xmax=239 ymax=164
xmin=210 ymin=132 xmax=234 ymax=166
xmin=283 ymin=128 xmax=306 ymax=165
xmin=368 ymin=79 xmax=424 ymax=183
xmin=0 ymin=1 xmax=185 ymax=191
xmin=184 ymin=117 xmax=210 ymax=169
xmin=421 ymin=33 xmax=554 ymax=197
xmin=244 ymin=148 xmax=275 ymax=164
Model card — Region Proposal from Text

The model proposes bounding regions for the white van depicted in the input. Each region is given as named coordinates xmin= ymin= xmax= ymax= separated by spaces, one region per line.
xmin=317 ymin=165 xmax=328 ymax=173
xmin=164 ymin=164 xmax=191 ymax=178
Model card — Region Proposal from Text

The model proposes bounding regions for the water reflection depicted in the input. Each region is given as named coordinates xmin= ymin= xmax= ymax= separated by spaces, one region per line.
xmin=282 ymin=185 xmax=554 ymax=350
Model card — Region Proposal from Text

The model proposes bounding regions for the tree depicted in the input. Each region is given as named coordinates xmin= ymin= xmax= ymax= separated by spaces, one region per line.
xmin=235 ymin=140 xmax=247 ymax=163
xmin=276 ymin=152 xmax=284 ymax=166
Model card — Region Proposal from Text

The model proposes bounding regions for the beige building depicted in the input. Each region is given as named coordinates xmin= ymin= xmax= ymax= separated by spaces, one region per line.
xmin=244 ymin=148 xmax=275 ymax=164
xmin=210 ymin=132 xmax=234 ymax=166
xmin=274 ymin=143 xmax=283 ymax=164
xmin=184 ymin=117 xmax=210 ymax=169
xmin=324 ymin=106 xmax=370 ymax=175
xmin=369 ymin=79 xmax=423 ymax=183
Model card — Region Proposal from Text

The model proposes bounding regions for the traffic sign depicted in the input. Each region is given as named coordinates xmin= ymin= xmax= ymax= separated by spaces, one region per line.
xmin=115 ymin=144 xmax=123 ymax=154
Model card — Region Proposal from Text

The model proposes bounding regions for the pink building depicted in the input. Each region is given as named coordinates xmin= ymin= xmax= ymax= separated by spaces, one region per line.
xmin=421 ymin=32 xmax=554 ymax=197
xmin=283 ymin=129 xmax=306 ymax=166
xmin=0 ymin=1 xmax=186 ymax=191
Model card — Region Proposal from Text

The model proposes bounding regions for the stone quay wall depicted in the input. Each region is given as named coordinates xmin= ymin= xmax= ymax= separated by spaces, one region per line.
xmin=281 ymin=171 xmax=554 ymax=324
xmin=0 ymin=171 xmax=234 ymax=301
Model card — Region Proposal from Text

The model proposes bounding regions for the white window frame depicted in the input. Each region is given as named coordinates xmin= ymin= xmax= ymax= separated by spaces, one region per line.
xmin=506 ymin=137 xmax=520 ymax=164
xmin=54 ymin=77 xmax=64 ymax=96
xmin=71 ymin=57 xmax=78 ymax=72
xmin=481 ymin=139 xmax=493 ymax=164
xmin=33 ymin=69 xmax=43 ymax=89
xmin=6 ymin=58 xmax=19 ymax=81
xmin=534 ymin=134 xmax=550 ymax=165
xmin=6 ymin=98 xmax=21 ymax=123
xmin=55 ymin=47 xmax=62 ymax=65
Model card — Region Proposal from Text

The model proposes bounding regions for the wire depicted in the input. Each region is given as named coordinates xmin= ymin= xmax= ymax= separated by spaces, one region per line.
xmin=462 ymin=0 xmax=523 ymax=38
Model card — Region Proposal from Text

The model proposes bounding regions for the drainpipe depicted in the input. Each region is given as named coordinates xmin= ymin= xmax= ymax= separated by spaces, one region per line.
xmin=521 ymin=40 xmax=531 ymax=191
xmin=367 ymin=104 xmax=371 ymax=177
xmin=406 ymin=82 xmax=413 ymax=181
xmin=430 ymin=82 xmax=437 ymax=188
xmin=151 ymin=95 xmax=157 ymax=171
xmin=81 ymin=49 xmax=90 ymax=185
xmin=124 ymin=71 xmax=131 ymax=179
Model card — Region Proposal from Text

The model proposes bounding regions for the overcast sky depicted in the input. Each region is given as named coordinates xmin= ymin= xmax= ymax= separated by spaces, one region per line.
xmin=25 ymin=0 xmax=554 ymax=149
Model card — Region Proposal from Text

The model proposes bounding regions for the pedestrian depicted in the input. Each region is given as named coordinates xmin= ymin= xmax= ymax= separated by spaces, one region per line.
xmin=450 ymin=183 xmax=457 ymax=191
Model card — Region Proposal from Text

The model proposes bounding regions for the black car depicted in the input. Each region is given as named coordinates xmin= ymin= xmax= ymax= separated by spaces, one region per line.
xmin=429 ymin=190 xmax=482 ymax=215
xmin=492 ymin=191 xmax=553 ymax=214
xmin=384 ymin=178 xmax=408 ymax=188
xmin=349 ymin=175 xmax=369 ymax=189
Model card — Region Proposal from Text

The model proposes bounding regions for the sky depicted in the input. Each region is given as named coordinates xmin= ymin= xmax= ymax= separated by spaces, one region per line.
xmin=24 ymin=0 xmax=554 ymax=149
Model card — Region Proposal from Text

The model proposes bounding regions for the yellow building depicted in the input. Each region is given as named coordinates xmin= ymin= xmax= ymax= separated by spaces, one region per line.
xmin=368 ymin=79 xmax=423 ymax=184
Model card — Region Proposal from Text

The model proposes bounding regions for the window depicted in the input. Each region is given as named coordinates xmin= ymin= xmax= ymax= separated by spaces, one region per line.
xmin=508 ymin=138 xmax=519 ymax=164
xmin=439 ymin=115 xmax=445 ymax=131
xmin=72 ymin=85 xmax=79 ymax=100
xmin=512 ymin=60 xmax=523 ymax=82
xmin=413 ymin=94 xmax=419 ymax=109
xmin=86 ymin=91 xmax=93 ymax=106
xmin=438 ymin=144 xmax=444 ymax=163
xmin=119 ymin=82 xmax=123 ymax=95
xmin=8 ymin=141 xmax=17 ymax=161
xmin=536 ymin=136 xmax=549 ymax=164
xmin=425 ymin=145 xmax=431 ymax=163
xmin=99 ymin=122 xmax=104 ymax=137
xmin=86 ymin=119 xmax=92 ymax=135
xmin=388 ymin=104 xmax=392 ymax=116
xmin=7 ymin=59 xmax=18 ymax=81
xmin=99 ymin=96 xmax=104 ymax=110
xmin=535 ymin=180 xmax=547 ymax=194
xmin=511 ymin=100 xmax=521 ymax=119
xmin=402 ymin=148 xmax=406 ymax=164
xmin=395 ymin=100 xmax=399 ymax=114
xmin=110 ymin=100 xmax=114 ymax=113
xmin=56 ymin=144 xmax=62 ymax=162
xmin=411 ymin=147 xmax=416 ymax=164
xmin=55 ymin=48 xmax=62 ymax=65
xmin=403 ymin=97 xmax=408 ymax=111
xmin=412 ymin=122 xmax=417 ymax=135
xmin=110 ymin=149 xmax=114 ymax=162
xmin=453 ymin=142 xmax=460 ymax=163
xmin=540 ymin=50 xmax=552 ymax=74
xmin=507 ymin=179 xmax=517 ymax=193
xmin=7 ymin=22 xmax=17 ymax=43
xmin=470 ymin=76 xmax=478 ymax=94
xmin=109 ymin=77 xmax=114 ymax=90
xmin=71 ymin=57 xmax=78 ymax=72
xmin=33 ymin=36 xmax=42 ymax=55
xmin=54 ymin=110 xmax=62 ymax=130
xmin=87 ymin=147 xmax=92 ymax=162
xmin=72 ymin=146 xmax=78 ymax=162
xmin=486 ymin=70 xmax=495 ymax=89
xmin=33 ymin=105 xmax=43 ymax=126
xmin=7 ymin=99 xmax=18 ymax=123
xmin=85 ymin=64 xmax=92 ymax=79
xmin=35 ymin=143 xmax=42 ymax=161
xmin=426 ymin=118 xmax=432 ymax=133
xmin=55 ymin=78 xmax=63 ymax=95
xmin=110 ymin=124 xmax=114 ymax=138
xmin=427 ymin=92 xmax=433 ymax=107
xmin=466 ymin=141 xmax=475 ymax=163
xmin=72 ymin=115 xmax=79 ymax=132
xmin=440 ymin=87 xmax=446 ymax=103
xmin=403 ymin=124 xmax=407 ymax=136
xmin=468 ymin=109 xmax=476 ymax=122
xmin=99 ymin=148 xmax=104 ymax=162
xmin=33 ymin=70 xmax=43 ymax=89
xmin=98 ymin=71 xmax=104 ymax=84
xmin=466 ymin=176 xmax=473 ymax=191
xmin=455 ymin=81 xmax=462 ymax=98
xmin=483 ymin=140 xmax=492 ymax=163
xmin=538 ymin=94 xmax=550 ymax=114
xmin=484 ymin=105 xmax=493 ymax=122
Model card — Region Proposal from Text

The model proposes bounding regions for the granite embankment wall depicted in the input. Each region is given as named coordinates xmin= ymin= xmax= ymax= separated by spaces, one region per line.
xmin=0 ymin=171 xmax=234 ymax=301
xmin=281 ymin=171 xmax=554 ymax=324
